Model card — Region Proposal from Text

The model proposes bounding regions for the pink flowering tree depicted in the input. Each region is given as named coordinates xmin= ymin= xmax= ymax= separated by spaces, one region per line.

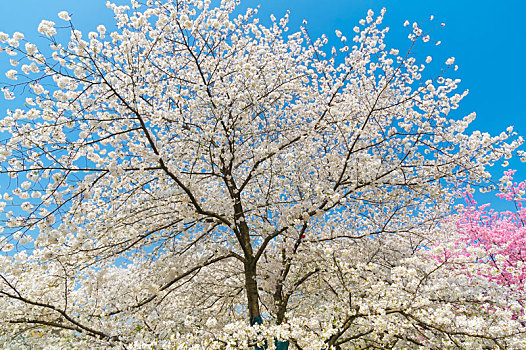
xmin=455 ymin=170 xmax=526 ymax=290
xmin=426 ymin=169 xmax=526 ymax=332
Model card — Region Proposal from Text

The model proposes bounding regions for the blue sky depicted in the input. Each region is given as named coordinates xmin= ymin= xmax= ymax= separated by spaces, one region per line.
xmin=0 ymin=0 xmax=525 ymax=203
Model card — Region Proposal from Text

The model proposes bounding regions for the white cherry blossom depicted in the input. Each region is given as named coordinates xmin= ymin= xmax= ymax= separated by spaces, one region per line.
xmin=57 ymin=11 xmax=71 ymax=21
xmin=0 ymin=1 xmax=523 ymax=349
xmin=37 ymin=20 xmax=57 ymax=37
xmin=4 ymin=69 xmax=16 ymax=80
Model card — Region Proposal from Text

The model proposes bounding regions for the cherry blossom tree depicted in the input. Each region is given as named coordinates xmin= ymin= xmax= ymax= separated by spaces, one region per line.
xmin=442 ymin=170 xmax=526 ymax=301
xmin=0 ymin=0 xmax=524 ymax=348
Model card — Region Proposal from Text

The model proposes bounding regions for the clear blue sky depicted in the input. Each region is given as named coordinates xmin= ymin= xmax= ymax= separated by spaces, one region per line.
xmin=1 ymin=0 xmax=525 ymax=202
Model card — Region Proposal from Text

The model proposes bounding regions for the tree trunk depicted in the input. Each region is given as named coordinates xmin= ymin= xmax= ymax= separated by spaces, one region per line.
xmin=244 ymin=258 xmax=261 ymax=321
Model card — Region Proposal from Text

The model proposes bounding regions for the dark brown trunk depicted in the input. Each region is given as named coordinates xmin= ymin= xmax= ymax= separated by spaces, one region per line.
xmin=244 ymin=259 xmax=261 ymax=320
xmin=224 ymin=171 xmax=262 ymax=322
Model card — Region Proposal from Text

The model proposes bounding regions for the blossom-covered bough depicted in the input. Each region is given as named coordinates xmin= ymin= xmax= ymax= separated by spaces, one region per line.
xmin=0 ymin=0 xmax=524 ymax=348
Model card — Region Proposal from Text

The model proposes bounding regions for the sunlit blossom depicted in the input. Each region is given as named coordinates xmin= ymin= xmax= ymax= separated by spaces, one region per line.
xmin=58 ymin=11 xmax=71 ymax=21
